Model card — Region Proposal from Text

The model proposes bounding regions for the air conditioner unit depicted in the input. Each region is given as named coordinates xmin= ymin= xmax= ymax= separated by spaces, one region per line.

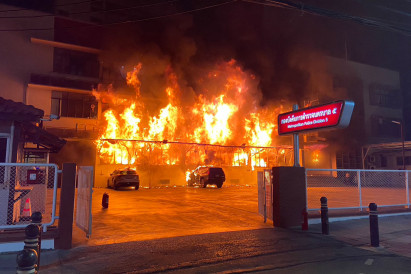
xmin=368 ymin=155 xmax=376 ymax=163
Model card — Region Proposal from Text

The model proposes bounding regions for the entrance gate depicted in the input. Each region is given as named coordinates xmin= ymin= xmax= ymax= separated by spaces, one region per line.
xmin=76 ymin=166 xmax=93 ymax=238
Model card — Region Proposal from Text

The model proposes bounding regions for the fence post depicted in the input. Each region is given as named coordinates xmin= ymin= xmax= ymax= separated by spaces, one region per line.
xmin=406 ymin=171 xmax=409 ymax=208
xmin=320 ymin=197 xmax=329 ymax=235
xmin=357 ymin=170 xmax=363 ymax=211
xmin=55 ymin=163 xmax=76 ymax=249
xmin=369 ymin=203 xmax=379 ymax=247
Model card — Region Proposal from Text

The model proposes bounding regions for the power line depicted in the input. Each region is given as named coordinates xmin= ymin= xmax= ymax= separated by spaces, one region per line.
xmin=100 ymin=138 xmax=292 ymax=150
xmin=0 ymin=0 xmax=100 ymax=13
xmin=0 ymin=0 xmax=180 ymax=19
xmin=0 ymin=0 xmax=236 ymax=32
xmin=243 ymin=0 xmax=411 ymax=36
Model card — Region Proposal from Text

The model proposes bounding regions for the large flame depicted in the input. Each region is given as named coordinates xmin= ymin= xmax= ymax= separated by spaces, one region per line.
xmin=96 ymin=59 xmax=291 ymax=167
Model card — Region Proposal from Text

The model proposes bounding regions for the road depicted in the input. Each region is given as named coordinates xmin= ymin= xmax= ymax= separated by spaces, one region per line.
xmin=73 ymin=186 xmax=270 ymax=246
xmin=41 ymin=226 xmax=411 ymax=273
xmin=73 ymin=184 xmax=410 ymax=246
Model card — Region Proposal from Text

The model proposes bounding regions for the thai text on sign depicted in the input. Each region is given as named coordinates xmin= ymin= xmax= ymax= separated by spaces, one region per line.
xmin=278 ymin=101 xmax=354 ymax=135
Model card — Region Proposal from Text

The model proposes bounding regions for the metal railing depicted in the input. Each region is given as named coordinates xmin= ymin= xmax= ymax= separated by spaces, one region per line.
xmin=306 ymin=169 xmax=411 ymax=212
xmin=0 ymin=163 xmax=60 ymax=231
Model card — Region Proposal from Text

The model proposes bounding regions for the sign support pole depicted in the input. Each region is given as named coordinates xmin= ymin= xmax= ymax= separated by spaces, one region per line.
xmin=293 ymin=104 xmax=300 ymax=167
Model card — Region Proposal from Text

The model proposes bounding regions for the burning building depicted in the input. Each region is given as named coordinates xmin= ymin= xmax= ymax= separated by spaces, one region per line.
xmin=93 ymin=59 xmax=295 ymax=187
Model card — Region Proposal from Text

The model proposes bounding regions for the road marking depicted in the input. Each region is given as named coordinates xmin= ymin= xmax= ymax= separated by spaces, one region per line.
xmin=364 ymin=258 xmax=374 ymax=265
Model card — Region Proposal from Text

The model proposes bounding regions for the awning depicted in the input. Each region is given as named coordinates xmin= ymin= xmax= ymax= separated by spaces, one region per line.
xmin=21 ymin=122 xmax=66 ymax=153
xmin=0 ymin=97 xmax=43 ymax=122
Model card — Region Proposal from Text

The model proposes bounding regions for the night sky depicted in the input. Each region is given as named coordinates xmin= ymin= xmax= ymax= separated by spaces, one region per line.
xmin=95 ymin=1 xmax=411 ymax=107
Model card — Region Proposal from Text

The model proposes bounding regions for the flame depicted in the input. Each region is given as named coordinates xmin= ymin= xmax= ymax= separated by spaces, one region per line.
xmin=313 ymin=150 xmax=320 ymax=163
xmin=192 ymin=95 xmax=238 ymax=144
xmin=96 ymin=60 xmax=292 ymax=168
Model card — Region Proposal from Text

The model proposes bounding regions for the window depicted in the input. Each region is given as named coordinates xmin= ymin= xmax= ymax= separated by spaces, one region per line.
xmin=397 ymin=156 xmax=411 ymax=166
xmin=51 ymin=91 xmax=98 ymax=119
xmin=53 ymin=48 xmax=99 ymax=78
xmin=369 ymin=83 xmax=401 ymax=109
xmin=380 ymin=155 xmax=387 ymax=167
xmin=370 ymin=116 xmax=401 ymax=138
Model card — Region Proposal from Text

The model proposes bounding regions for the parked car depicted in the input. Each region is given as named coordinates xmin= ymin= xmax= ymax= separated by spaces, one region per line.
xmin=187 ymin=166 xmax=225 ymax=188
xmin=108 ymin=168 xmax=140 ymax=190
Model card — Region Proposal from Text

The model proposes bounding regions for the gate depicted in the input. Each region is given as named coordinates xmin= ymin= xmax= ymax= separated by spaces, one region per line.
xmin=76 ymin=166 xmax=93 ymax=238
xmin=258 ymin=169 xmax=273 ymax=222
xmin=0 ymin=163 xmax=59 ymax=230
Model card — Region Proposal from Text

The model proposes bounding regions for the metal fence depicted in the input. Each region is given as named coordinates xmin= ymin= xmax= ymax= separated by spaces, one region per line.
xmin=306 ymin=169 xmax=410 ymax=211
xmin=0 ymin=163 xmax=59 ymax=231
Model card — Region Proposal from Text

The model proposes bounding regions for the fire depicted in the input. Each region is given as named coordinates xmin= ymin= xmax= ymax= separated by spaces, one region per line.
xmin=192 ymin=95 xmax=238 ymax=144
xmin=96 ymin=59 xmax=291 ymax=168
xmin=312 ymin=150 xmax=320 ymax=163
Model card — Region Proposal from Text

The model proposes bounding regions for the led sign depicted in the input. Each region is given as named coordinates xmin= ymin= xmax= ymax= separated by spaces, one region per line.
xmin=278 ymin=101 xmax=354 ymax=135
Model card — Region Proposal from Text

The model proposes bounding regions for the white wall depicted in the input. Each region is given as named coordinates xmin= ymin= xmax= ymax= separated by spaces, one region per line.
xmin=0 ymin=4 xmax=54 ymax=106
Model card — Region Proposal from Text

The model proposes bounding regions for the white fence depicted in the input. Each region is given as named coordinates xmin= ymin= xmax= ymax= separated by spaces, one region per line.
xmin=76 ymin=166 xmax=93 ymax=238
xmin=306 ymin=169 xmax=411 ymax=211
xmin=0 ymin=163 xmax=60 ymax=231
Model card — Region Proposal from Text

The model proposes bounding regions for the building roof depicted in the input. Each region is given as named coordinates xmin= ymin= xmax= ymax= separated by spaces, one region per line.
xmin=21 ymin=122 xmax=66 ymax=153
xmin=0 ymin=97 xmax=66 ymax=152
xmin=0 ymin=97 xmax=44 ymax=122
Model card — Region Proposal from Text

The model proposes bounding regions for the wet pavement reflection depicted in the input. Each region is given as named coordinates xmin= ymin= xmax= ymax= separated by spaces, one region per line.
xmin=73 ymin=185 xmax=271 ymax=246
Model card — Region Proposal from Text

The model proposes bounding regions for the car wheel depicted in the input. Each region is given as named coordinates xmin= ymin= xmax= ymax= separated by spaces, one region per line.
xmin=107 ymin=179 xmax=110 ymax=188
xmin=216 ymin=182 xmax=223 ymax=188
xmin=135 ymin=183 xmax=139 ymax=190
xmin=201 ymin=178 xmax=207 ymax=188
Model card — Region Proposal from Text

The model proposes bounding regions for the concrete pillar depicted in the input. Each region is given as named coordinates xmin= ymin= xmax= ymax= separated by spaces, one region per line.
xmin=272 ymin=166 xmax=306 ymax=228
xmin=55 ymin=163 xmax=76 ymax=249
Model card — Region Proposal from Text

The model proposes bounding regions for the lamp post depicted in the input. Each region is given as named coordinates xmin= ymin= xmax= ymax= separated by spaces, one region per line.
xmin=392 ymin=120 xmax=405 ymax=170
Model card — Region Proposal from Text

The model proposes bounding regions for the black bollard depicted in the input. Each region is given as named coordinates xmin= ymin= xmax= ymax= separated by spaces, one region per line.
xmin=369 ymin=203 xmax=379 ymax=247
xmin=16 ymin=248 xmax=37 ymax=274
xmin=320 ymin=197 xmax=329 ymax=235
xmin=24 ymin=223 xmax=39 ymax=269
xmin=102 ymin=192 xmax=109 ymax=209
xmin=31 ymin=212 xmax=42 ymax=224
xmin=31 ymin=212 xmax=42 ymax=271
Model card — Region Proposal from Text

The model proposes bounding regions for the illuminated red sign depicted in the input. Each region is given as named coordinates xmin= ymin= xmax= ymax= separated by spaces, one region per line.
xmin=278 ymin=101 xmax=354 ymax=135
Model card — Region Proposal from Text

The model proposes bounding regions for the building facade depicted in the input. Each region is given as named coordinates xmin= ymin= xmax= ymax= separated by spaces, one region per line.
xmin=0 ymin=3 xmax=406 ymax=187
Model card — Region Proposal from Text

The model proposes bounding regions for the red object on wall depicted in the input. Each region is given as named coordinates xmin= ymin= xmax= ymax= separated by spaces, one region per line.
xmin=27 ymin=169 xmax=40 ymax=184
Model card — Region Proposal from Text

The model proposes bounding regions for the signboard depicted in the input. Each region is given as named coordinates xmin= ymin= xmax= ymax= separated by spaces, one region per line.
xmin=278 ymin=101 xmax=354 ymax=135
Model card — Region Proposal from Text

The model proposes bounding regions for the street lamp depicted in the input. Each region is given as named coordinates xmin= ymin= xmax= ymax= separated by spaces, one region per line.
xmin=392 ymin=120 xmax=405 ymax=170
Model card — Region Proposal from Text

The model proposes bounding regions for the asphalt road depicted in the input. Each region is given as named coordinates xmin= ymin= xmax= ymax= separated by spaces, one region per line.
xmin=3 ymin=186 xmax=411 ymax=273
xmin=72 ymin=184 xmax=410 ymax=246
xmin=40 ymin=227 xmax=411 ymax=273
xmin=73 ymin=186 xmax=271 ymax=246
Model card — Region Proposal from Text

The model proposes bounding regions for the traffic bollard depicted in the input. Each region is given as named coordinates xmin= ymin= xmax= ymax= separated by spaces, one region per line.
xmin=320 ymin=197 xmax=329 ymax=235
xmin=16 ymin=248 xmax=37 ymax=274
xmin=31 ymin=212 xmax=42 ymax=271
xmin=102 ymin=192 xmax=109 ymax=209
xmin=24 ymin=224 xmax=39 ymax=255
xmin=369 ymin=203 xmax=379 ymax=247
xmin=301 ymin=208 xmax=308 ymax=231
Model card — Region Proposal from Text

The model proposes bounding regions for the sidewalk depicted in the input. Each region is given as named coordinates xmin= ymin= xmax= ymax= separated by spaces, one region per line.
xmin=1 ymin=213 xmax=411 ymax=273
xmin=307 ymin=212 xmax=411 ymax=258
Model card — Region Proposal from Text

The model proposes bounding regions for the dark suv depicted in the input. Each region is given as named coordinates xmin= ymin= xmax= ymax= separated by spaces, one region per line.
xmin=188 ymin=166 xmax=225 ymax=188
xmin=108 ymin=168 xmax=140 ymax=190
